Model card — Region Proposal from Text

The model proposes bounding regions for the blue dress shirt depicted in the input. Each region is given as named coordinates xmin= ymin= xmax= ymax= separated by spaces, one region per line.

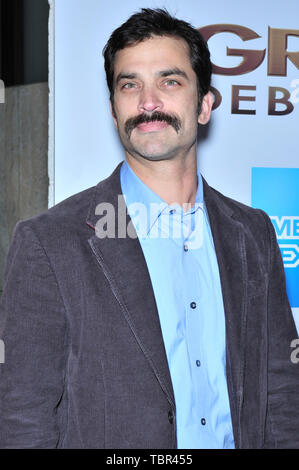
xmin=120 ymin=160 xmax=235 ymax=449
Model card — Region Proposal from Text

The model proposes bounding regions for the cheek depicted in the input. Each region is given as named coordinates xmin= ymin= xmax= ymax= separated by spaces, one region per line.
xmin=176 ymin=92 xmax=198 ymax=116
xmin=114 ymin=92 xmax=137 ymax=112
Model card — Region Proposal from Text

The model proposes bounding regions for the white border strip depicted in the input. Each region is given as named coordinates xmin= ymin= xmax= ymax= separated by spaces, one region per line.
xmin=48 ymin=0 xmax=55 ymax=208
xmin=292 ymin=308 xmax=299 ymax=335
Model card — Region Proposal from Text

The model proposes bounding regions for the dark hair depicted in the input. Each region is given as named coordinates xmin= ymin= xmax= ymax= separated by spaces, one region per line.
xmin=103 ymin=8 xmax=211 ymax=107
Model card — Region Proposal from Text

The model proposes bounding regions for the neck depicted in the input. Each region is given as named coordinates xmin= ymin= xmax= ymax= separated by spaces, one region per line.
xmin=125 ymin=151 xmax=198 ymax=209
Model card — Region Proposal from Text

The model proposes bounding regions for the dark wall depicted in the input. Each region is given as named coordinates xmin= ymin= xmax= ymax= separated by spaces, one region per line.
xmin=0 ymin=0 xmax=49 ymax=294
xmin=0 ymin=0 xmax=49 ymax=87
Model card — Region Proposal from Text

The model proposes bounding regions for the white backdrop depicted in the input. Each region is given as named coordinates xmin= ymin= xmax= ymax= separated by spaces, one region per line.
xmin=51 ymin=0 xmax=299 ymax=204
xmin=50 ymin=0 xmax=299 ymax=329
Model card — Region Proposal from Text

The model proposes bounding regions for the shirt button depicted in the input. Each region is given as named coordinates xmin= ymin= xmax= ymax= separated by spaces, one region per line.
xmin=168 ymin=410 xmax=174 ymax=424
xmin=201 ymin=418 xmax=206 ymax=426
xmin=169 ymin=209 xmax=175 ymax=214
xmin=183 ymin=244 xmax=188 ymax=252
xmin=196 ymin=360 xmax=201 ymax=367
xmin=190 ymin=302 xmax=197 ymax=309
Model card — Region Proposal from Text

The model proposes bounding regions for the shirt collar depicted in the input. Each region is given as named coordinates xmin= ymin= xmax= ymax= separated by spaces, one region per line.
xmin=120 ymin=159 xmax=204 ymax=238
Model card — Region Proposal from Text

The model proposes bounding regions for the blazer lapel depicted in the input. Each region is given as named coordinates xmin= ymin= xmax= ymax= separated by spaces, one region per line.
xmin=86 ymin=163 xmax=175 ymax=409
xmin=203 ymin=179 xmax=248 ymax=449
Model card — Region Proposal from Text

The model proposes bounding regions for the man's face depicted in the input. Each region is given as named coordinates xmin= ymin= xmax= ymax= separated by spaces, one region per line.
xmin=111 ymin=35 xmax=211 ymax=162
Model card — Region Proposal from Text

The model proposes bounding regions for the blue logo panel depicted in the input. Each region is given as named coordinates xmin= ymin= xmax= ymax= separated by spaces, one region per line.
xmin=252 ymin=168 xmax=299 ymax=308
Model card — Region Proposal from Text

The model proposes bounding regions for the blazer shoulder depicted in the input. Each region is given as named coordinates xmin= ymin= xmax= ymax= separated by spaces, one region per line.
xmin=10 ymin=163 xmax=123 ymax=252
xmin=204 ymin=182 xmax=274 ymax=250
xmin=17 ymin=163 xmax=123 ymax=235
xmin=207 ymin=183 xmax=270 ymax=223
xmin=14 ymin=185 xmax=97 ymax=241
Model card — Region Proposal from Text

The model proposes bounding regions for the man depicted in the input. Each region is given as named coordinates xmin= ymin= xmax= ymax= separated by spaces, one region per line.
xmin=0 ymin=8 xmax=298 ymax=449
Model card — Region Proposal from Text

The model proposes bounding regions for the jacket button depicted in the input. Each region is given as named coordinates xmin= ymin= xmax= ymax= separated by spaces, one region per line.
xmin=168 ymin=410 xmax=174 ymax=424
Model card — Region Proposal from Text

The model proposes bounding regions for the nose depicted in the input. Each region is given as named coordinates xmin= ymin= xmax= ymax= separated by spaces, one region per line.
xmin=138 ymin=85 xmax=163 ymax=113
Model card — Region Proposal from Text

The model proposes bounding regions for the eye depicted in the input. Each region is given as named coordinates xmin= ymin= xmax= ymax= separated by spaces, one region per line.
xmin=164 ymin=79 xmax=180 ymax=87
xmin=122 ymin=82 xmax=137 ymax=89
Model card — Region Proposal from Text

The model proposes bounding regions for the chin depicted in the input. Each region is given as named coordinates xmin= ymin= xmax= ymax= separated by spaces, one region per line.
xmin=125 ymin=140 xmax=178 ymax=161
xmin=136 ymin=144 xmax=177 ymax=161
xmin=139 ymin=154 xmax=172 ymax=162
xmin=135 ymin=147 xmax=177 ymax=161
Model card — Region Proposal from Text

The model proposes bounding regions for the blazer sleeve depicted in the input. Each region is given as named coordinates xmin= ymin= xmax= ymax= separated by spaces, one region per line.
xmin=0 ymin=221 xmax=68 ymax=448
xmin=262 ymin=211 xmax=299 ymax=448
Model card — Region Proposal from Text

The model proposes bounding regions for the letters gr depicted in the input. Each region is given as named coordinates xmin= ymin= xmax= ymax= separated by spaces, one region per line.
xmin=199 ymin=25 xmax=299 ymax=77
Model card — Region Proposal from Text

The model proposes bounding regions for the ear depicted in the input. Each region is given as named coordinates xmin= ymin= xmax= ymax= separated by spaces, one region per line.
xmin=197 ymin=91 xmax=213 ymax=125
xmin=110 ymin=101 xmax=118 ymax=127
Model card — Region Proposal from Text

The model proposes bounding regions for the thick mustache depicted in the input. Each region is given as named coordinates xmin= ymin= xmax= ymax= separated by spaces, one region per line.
xmin=124 ymin=111 xmax=181 ymax=137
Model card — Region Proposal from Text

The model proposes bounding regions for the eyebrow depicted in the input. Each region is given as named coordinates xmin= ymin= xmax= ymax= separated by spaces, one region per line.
xmin=157 ymin=68 xmax=188 ymax=80
xmin=115 ymin=68 xmax=189 ymax=86
xmin=115 ymin=73 xmax=137 ymax=86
